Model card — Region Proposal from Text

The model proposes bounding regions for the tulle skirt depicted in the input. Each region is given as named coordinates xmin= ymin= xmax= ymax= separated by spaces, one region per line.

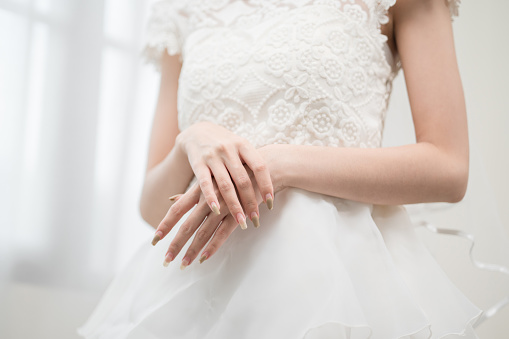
xmin=77 ymin=187 xmax=482 ymax=339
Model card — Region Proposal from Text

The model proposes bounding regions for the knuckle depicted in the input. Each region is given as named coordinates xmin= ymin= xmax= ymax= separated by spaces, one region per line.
xmin=244 ymin=200 xmax=258 ymax=210
xmin=202 ymin=150 xmax=215 ymax=162
xmin=198 ymin=178 xmax=211 ymax=188
xmin=196 ymin=230 xmax=209 ymax=242
xmin=229 ymin=200 xmax=242 ymax=212
xmin=236 ymin=176 xmax=251 ymax=190
xmin=170 ymin=202 xmax=182 ymax=217
xmin=180 ymin=223 xmax=193 ymax=236
xmin=229 ymin=203 xmax=242 ymax=214
xmin=253 ymin=162 xmax=267 ymax=173
xmin=216 ymin=143 xmax=229 ymax=154
xmin=217 ymin=178 xmax=233 ymax=192
xmin=234 ymin=138 xmax=247 ymax=148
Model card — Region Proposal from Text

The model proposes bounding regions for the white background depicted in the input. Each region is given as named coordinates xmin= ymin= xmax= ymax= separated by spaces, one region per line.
xmin=0 ymin=0 xmax=507 ymax=338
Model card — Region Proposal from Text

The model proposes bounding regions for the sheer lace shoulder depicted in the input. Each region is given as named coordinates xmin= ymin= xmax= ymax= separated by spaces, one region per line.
xmin=376 ymin=0 xmax=461 ymax=25
xmin=446 ymin=0 xmax=461 ymax=18
xmin=142 ymin=0 xmax=189 ymax=68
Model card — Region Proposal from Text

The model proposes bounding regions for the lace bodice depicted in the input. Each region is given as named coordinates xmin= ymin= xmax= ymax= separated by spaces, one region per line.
xmin=143 ymin=0 xmax=460 ymax=148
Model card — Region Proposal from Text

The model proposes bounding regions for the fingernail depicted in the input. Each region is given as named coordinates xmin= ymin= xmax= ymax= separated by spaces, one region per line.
xmin=199 ymin=252 xmax=209 ymax=264
xmin=236 ymin=213 xmax=247 ymax=230
xmin=152 ymin=231 xmax=163 ymax=246
xmin=265 ymin=193 xmax=274 ymax=210
xmin=168 ymin=194 xmax=181 ymax=201
xmin=163 ymin=252 xmax=174 ymax=267
xmin=180 ymin=257 xmax=190 ymax=270
xmin=251 ymin=212 xmax=260 ymax=228
xmin=210 ymin=201 xmax=220 ymax=215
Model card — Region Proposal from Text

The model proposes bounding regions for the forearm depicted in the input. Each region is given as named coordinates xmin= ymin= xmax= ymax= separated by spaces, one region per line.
xmin=274 ymin=142 xmax=468 ymax=205
xmin=140 ymin=143 xmax=194 ymax=228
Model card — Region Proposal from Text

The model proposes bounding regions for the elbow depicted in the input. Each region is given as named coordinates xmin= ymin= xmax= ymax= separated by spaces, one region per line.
xmin=444 ymin=160 xmax=469 ymax=203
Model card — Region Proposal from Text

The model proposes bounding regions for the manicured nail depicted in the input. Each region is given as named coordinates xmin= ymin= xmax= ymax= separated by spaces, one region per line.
xmin=210 ymin=201 xmax=220 ymax=215
xmin=168 ymin=194 xmax=182 ymax=201
xmin=199 ymin=252 xmax=209 ymax=264
xmin=152 ymin=231 xmax=163 ymax=246
xmin=265 ymin=193 xmax=274 ymax=210
xmin=251 ymin=212 xmax=260 ymax=228
xmin=180 ymin=257 xmax=190 ymax=270
xmin=163 ymin=252 xmax=174 ymax=267
xmin=236 ymin=213 xmax=247 ymax=230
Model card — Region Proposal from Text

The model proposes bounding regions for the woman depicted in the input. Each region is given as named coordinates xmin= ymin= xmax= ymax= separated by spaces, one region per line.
xmin=79 ymin=0 xmax=482 ymax=337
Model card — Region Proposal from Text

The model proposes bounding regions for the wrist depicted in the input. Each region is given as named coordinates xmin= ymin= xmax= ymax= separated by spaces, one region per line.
xmin=259 ymin=144 xmax=291 ymax=193
xmin=169 ymin=134 xmax=192 ymax=173
xmin=276 ymin=144 xmax=295 ymax=191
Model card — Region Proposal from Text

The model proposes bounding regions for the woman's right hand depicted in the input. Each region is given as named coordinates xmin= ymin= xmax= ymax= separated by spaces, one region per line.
xmin=175 ymin=121 xmax=274 ymax=228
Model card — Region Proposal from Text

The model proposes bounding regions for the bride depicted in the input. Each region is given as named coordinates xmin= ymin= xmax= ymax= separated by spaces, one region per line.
xmin=78 ymin=0 xmax=483 ymax=337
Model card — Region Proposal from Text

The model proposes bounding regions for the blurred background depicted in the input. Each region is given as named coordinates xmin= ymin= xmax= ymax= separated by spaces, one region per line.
xmin=0 ymin=0 xmax=507 ymax=338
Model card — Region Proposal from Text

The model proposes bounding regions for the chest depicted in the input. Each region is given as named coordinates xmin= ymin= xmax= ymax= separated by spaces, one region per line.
xmin=175 ymin=1 xmax=397 ymax=149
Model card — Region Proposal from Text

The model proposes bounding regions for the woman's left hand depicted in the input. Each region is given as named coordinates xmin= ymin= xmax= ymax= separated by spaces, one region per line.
xmin=153 ymin=144 xmax=285 ymax=268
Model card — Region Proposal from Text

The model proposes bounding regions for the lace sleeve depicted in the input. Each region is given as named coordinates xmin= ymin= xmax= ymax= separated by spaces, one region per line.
xmin=445 ymin=0 xmax=461 ymax=18
xmin=142 ymin=0 xmax=187 ymax=69
xmin=377 ymin=0 xmax=462 ymax=25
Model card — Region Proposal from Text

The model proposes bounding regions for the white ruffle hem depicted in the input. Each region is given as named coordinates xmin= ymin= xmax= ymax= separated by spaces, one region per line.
xmin=78 ymin=188 xmax=481 ymax=339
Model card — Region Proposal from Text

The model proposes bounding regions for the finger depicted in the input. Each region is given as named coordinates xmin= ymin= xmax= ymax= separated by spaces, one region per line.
xmin=223 ymin=156 xmax=260 ymax=228
xmin=199 ymin=213 xmax=239 ymax=263
xmin=163 ymin=200 xmax=211 ymax=267
xmin=180 ymin=196 xmax=229 ymax=268
xmin=152 ymin=184 xmax=201 ymax=246
xmin=208 ymin=159 xmax=248 ymax=230
xmin=193 ymin=163 xmax=221 ymax=215
xmin=239 ymin=144 xmax=274 ymax=211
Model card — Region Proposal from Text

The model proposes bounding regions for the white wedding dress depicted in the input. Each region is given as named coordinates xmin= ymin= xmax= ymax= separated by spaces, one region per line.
xmin=78 ymin=1 xmax=483 ymax=338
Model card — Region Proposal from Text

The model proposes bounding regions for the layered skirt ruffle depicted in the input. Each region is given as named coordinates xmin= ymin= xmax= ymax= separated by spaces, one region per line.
xmin=78 ymin=188 xmax=481 ymax=339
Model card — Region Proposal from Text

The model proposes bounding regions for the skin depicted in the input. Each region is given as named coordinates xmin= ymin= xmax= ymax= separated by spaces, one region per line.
xmin=176 ymin=122 xmax=274 ymax=229
xmin=140 ymin=0 xmax=468 ymax=268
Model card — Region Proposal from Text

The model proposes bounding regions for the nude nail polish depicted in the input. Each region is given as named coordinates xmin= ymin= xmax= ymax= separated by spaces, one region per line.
xmin=251 ymin=212 xmax=260 ymax=228
xmin=199 ymin=253 xmax=208 ymax=264
xmin=180 ymin=257 xmax=190 ymax=270
xmin=163 ymin=252 xmax=174 ymax=267
xmin=168 ymin=194 xmax=182 ymax=201
xmin=210 ymin=202 xmax=220 ymax=215
xmin=265 ymin=193 xmax=274 ymax=210
xmin=152 ymin=231 xmax=163 ymax=246
xmin=237 ymin=213 xmax=247 ymax=230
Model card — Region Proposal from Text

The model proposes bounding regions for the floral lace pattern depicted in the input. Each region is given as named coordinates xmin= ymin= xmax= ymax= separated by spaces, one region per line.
xmin=143 ymin=0 xmax=461 ymax=148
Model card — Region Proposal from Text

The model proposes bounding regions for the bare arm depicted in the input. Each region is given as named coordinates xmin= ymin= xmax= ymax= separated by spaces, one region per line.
xmin=139 ymin=52 xmax=194 ymax=228
xmin=262 ymin=0 xmax=468 ymax=205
